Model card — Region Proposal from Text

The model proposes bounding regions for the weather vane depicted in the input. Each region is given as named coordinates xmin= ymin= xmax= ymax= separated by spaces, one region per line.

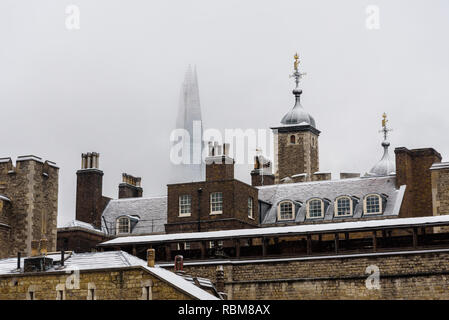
xmin=380 ymin=112 xmax=393 ymax=141
xmin=290 ymin=52 xmax=307 ymax=88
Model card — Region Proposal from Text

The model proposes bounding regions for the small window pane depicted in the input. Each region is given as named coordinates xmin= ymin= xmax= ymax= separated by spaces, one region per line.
xmin=179 ymin=195 xmax=192 ymax=216
xmin=248 ymin=197 xmax=253 ymax=218
xmin=117 ymin=217 xmax=130 ymax=234
xmin=366 ymin=195 xmax=381 ymax=214
xmin=308 ymin=200 xmax=323 ymax=218
xmin=210 ymin=192 xmax=223 ymax=213
xmin=336 ymin=197 xmax=351 ymax=216
xmin=279 ymin=202 xmax=293 ymax=220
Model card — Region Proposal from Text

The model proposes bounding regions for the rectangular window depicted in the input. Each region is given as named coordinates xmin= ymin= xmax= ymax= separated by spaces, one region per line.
xmin=29 ymin=291 xmax=34 ymax=300
xmin=57 ymin=290 xmax=64 ymax=300
xmin=89 ymin=289 xmax=95 ymax=300
xmin=144 ymin=286 xmax=151 ymax=300
xmin=179 ymin=195 xmax=192 ymax=217
xmin=248 ymin=197 xmax=254 ymax=219
xmin=210 ymin=192 xmax=223 ymax=214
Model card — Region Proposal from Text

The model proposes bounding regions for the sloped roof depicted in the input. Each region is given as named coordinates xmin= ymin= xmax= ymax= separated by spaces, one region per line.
xmin=101 ymin=196 xmax=167 ymax=235
xmin=59 ymin=219 xmax=103 ymax=232
xmin=98 ymin=215 xmax=449 ymax=247
xmin=257 ymin=176 xmax=404 ymax=224
xmin=0 ymin=251 xmax=218 ymax=300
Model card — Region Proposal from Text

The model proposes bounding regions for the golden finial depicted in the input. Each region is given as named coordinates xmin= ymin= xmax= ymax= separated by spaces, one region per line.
xmin=382 ymin=112 xmax=387 ymax=128
xmin=293 ymin=53 xmax=299 ymax=71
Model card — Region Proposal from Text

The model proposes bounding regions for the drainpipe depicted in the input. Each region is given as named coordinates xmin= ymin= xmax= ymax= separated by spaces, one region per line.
xmin=197 ymin=188 xmax=202 ymax=232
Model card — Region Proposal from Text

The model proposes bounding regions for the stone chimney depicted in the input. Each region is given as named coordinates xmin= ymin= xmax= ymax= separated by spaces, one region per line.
xmin=118 ymin=173 xmax=143 ymax=199
xmin=147 ymin=248 xmax=155 ymax=267
xmin=205 ymin=142 xmax=234 ymax=181
xmin=76 ymin=152 xmax=110 ymax=229
xmin=39 ymin=238 xmax=48 ymax=255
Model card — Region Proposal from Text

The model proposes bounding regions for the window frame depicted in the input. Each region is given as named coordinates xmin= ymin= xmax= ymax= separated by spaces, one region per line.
xmin=248 ymin=197 xmax=254 ymax=219
xmin=277 ymin=200 xmax=295 ymax=221
xmin=178 ymin=194 xmax=192 ymax=217
xmin=334 ymin=196 xmax=353 ymax=217
xmin=363 ymin=194 xmax=383 ymax=215
xmin=116 ymin=216 xmax=131 ymax=235
xmin=306 ymin=198 xmax=324 ymax=219
xmin=210 ymin=192 xmax=223 ymax=215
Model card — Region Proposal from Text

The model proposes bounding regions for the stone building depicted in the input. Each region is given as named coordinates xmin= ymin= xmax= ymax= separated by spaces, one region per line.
xmin=0 ymin=155 xmax=58 ymax=259
xmin=0 ymin=249 xmax=219 ymax=300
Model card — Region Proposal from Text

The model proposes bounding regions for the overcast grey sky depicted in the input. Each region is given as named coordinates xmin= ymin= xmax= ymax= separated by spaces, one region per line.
xmin=1 ymin=0 xmax=448 ymax=226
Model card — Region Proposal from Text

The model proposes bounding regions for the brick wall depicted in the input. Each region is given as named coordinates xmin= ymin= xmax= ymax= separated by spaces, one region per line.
xmin=172 ymin=250 xmax=449 ymax=299
xmin=0 ymin=268 xmax=193 ymax=300
xmin=395 ymin=148 xmax=442 ymax=218
xmin=166 ymin=180 xmax=259 ymax=233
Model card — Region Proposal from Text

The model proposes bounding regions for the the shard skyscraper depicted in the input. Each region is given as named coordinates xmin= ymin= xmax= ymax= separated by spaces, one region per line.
xmin=169 ymin=65 xmax=205 ymax=183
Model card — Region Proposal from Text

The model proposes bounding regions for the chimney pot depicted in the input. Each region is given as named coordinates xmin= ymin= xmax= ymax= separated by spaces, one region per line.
xmin=147 ymin=249 xmax=155 ymax=267
xmin=174 ymin=255 xmax=184 ymax=272
xmin=31 ymin=240 xmax=39 ymax=257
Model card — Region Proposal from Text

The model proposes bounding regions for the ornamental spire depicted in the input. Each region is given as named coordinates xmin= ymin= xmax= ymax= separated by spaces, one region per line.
xmin=290 ymin=52 xmax=306 ymax=89
xmin=380 ymin=112 xmax=393 ymax=142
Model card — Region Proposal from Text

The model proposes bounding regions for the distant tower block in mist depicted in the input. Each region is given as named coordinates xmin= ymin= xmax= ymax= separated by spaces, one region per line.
xmin=171 ymin=65 xmax=205 ymax=183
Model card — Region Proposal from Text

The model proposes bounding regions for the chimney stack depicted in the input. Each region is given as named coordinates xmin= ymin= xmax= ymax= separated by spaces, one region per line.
xmin=76 ymin=152 xmax=108 ymax=229
xmin=118 ymin=173 xmax=143 ymax=199
xmin=205 ymin=141 xmax=234 ymax=181
xmin=147 ymin=249 xmax=155 ymax=267
xmin=215 ymin=265 xmax=225 ymax=294
xmin=39 ymin=238 xmax=48 ymax=255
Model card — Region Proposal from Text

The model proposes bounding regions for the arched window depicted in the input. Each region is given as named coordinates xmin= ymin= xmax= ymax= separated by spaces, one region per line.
xmin=364 ymin=194 xmax=382 ymax=214
xmin=290 ymin=135 xmax=296 ymax=144
xmin=307 ymin=198 xmax=324 ymax=218
xmin=116 ymin=216 xmax=130 ymax=234
xmin=335 ymin=196 xmax=352 ymax=216
xmin=278 ymin=201 xmax=294 ymax=221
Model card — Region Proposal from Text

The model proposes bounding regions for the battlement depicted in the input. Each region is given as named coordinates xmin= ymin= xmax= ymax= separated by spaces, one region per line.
xmin=0 ymin=155 xmax=58 ymax=177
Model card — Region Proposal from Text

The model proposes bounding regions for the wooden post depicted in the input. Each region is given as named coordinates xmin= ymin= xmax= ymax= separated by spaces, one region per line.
xmin=372 ymin=231 xmax=377 ymax=252
xmin=200 ymin=241 xmax=206 ymax=259
xmin=262 ymin=237 xmax=267 ymax=257
xmin=307 ymin=234 xmax=312 ymax=255
xmin=412 ymin=227 xmax=418 ymax=248
xmin=165 ymin=244 xmax=171 ymax=261
xmin=235 ymin=239 xmax=241 ymax=258
xmin=334 ymin=233 xmax=339 ymax=254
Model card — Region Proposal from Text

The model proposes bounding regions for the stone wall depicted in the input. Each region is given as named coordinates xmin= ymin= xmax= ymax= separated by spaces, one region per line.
xmin=170 ymin=249 xmax=449 ymax=299
xmin=273 ymin=126 xmax=319 ymax=183
xmin=431 ymin=164 xmax=449 ymax=232
xmin=0 ymin=268 xmax=192 ymax=300
xmin=0 ymin=156 xmax=59 ymax=258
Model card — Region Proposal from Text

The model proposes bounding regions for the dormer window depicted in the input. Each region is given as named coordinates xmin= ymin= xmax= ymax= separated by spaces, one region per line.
xmin=210 ymin=192 xmax=223 ymax=215
xmin=335 ymin=196 xmax=353 ymax=217
xmin=116 ymin=216 xmax=130 ymax=234
xmin=179 ymin=195 xmax=192 ymax=217
xmin=307 ymin=198 xmax=324 ymax=218
xmin=278 ymin=201 xmax=294 ymax=221
xmin=364 ymin=194 xmax=382 ymax=215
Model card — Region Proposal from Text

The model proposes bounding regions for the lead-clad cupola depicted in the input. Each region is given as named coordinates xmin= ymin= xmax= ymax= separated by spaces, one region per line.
xmin=366 ymin=113 xmax=396 ymax=177
xmin=280 ymin=53 xmax=316 ymax=128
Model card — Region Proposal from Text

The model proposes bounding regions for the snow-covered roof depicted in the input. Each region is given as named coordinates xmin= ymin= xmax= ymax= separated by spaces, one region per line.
xmin=99 ymin=214 xmax=449 ymax=247
xmin=257 ymin=175 xmax=404 ymax=224
xmin=101 ymin=196 xmax=167 ymax=235
xmin=431 ymin=162 xmax=449 ymax=170
xmin=59 ymin=219 xmax=103 ymax=233
xmin=0 ymin=251 xmax=218 ymax=300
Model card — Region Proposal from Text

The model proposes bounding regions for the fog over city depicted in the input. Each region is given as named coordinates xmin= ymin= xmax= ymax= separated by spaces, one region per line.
xmin=0 ymin=0 xmax=448 ymax=226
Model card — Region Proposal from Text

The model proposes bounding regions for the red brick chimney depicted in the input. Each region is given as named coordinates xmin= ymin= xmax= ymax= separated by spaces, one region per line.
xmin=76 ymin=152 xmax=110 ymax=229
xmin=395 ymin=147 xmax=442 ymax=218
xmin=205 ymin=142 xmax=234 ymax=181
